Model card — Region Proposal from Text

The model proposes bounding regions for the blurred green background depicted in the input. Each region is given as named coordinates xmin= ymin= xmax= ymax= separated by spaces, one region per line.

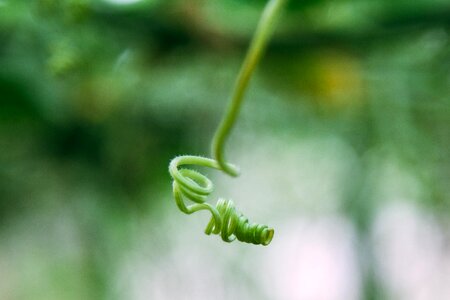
xmin=1 ymin=0 xmax=450 ymax=299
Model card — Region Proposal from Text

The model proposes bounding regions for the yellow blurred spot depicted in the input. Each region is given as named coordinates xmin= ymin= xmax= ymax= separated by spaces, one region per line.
xmin=311 ymin=52 xmax=363 ymax=109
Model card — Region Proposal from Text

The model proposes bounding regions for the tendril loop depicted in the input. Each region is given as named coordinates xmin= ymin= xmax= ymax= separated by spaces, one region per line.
xmin=169 ymin=155 xmax=274 ymax=245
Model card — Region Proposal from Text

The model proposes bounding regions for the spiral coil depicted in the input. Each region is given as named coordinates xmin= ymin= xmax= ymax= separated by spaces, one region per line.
xmin=169 ymin=155 xmax=274 ymax=246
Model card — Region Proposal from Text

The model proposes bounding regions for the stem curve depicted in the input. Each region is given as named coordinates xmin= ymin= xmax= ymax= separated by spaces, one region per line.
xmin=211 ymin=0 xmax=287 ymax=176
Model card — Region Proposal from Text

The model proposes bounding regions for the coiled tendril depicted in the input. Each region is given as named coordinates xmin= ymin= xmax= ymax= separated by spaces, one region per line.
xmin=169 ymin=156 xmax=274 ymax=245
xmin=168 ymin=0 xmax=286 ymax=246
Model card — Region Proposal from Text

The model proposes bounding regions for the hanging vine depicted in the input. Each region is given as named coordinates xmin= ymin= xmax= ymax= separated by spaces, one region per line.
xmin=169 ymin=0 xmax=287 ymax=246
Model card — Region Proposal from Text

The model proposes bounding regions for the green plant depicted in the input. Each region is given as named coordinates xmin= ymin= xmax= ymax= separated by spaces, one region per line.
xmin=169 ymin=0 xmax=287 ymax=246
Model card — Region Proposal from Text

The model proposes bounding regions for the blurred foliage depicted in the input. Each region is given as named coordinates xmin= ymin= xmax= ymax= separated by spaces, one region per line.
xmin=0 ymin=0 xmax=449 ymax=299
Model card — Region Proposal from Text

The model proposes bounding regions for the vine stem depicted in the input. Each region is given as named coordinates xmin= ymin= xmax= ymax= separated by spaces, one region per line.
xmin=211 ymin=0 xmax=287 ymax=176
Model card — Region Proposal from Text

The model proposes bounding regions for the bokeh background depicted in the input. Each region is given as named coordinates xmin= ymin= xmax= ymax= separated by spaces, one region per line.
xmin=1 ymin=0 xmax=450 ymax=299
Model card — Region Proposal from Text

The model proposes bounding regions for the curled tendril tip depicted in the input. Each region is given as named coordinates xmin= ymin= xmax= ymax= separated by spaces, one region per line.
xmin=169 ymin=156 xmax=274 ymax=246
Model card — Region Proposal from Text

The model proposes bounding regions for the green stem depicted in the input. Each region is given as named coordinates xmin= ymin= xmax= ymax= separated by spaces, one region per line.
xmin=211 ymin=0 xmax=287 ymax=176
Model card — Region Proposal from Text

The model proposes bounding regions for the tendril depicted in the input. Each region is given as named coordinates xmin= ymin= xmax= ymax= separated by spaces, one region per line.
xmin=212 ymin=0 xmax=287 ymax=176
xmin=168 ymin=0 xmax=287 ymax=246
xmin=205 ymin=198 xmax=274 ymax=245
xmin=169 ymin=156 xmax=274 ymax=246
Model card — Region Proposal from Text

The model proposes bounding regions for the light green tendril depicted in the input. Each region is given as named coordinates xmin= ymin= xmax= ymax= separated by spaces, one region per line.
xmin=169 ymin=0 xmax=286 ymax=246
xmin=212 ymin=0 xmax=287 ymax=176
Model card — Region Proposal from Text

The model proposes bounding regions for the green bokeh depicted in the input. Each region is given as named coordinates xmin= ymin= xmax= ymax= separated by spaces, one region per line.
xmin=1 ymin=1 xmax=449 ymax=299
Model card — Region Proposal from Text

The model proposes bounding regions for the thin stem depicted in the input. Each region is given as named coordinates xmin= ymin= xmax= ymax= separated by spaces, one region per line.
xmin=211 ymin=0 xmax=287 ymax=176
